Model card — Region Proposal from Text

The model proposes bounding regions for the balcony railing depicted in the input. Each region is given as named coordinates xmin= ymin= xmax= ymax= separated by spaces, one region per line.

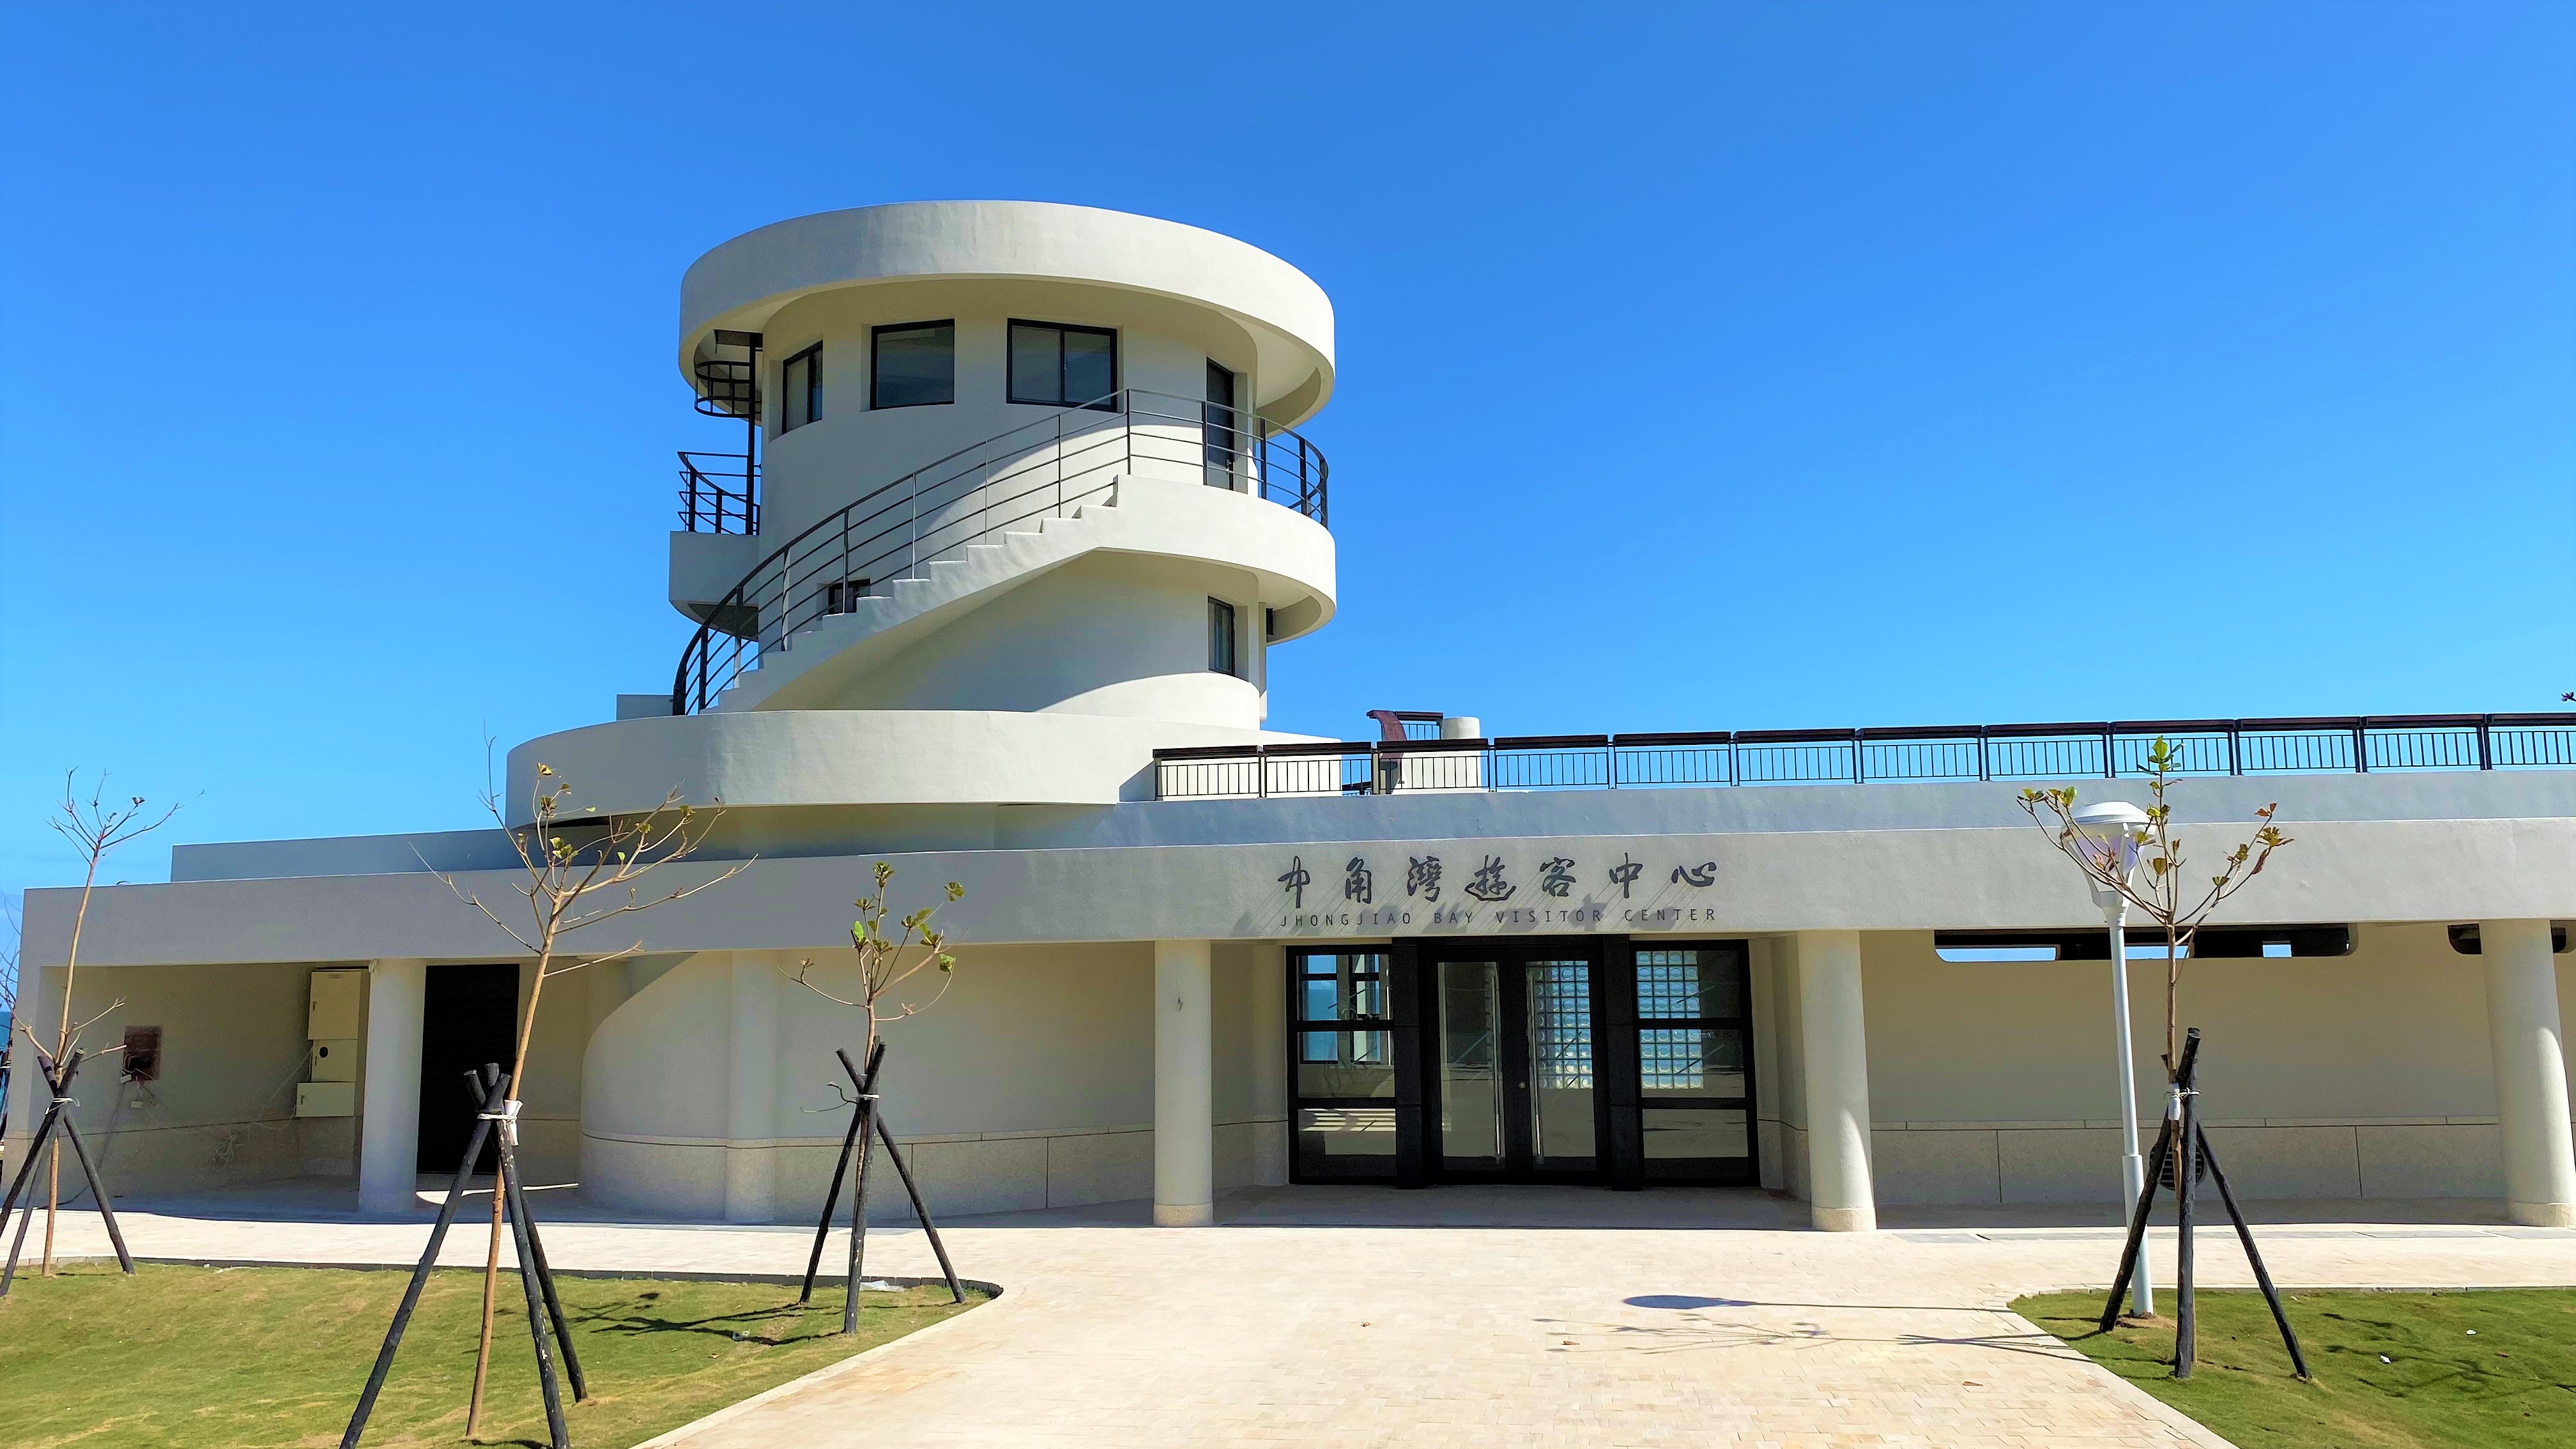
xmin=672 ymin=388 xmax=1328 ymax=714
xmin=678 ymin=450 xmax=758 ymax=533
xmin=1152 ymin=714 xmax=2576 ymax=801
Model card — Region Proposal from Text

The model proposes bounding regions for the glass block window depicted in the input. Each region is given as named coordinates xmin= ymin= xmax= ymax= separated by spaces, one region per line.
xmin=1639 ymin=1027 xmax=1747 ymax=1098
xmin=1637 ymin=951 xmax=1744 ymax=1019
xmin=1529 ymin=962 xmax=1594 ymax=1089
xmin=1631 ymin=945 xmax=1754 ymax=1183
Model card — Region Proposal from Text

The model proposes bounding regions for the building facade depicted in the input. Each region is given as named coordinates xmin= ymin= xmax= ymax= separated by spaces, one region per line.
xmin=11 ymin=201 xmax=2576 ymax=1232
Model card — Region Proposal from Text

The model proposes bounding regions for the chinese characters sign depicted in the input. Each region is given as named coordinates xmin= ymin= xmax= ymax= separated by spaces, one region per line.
xmin=1270 ymin=848 xmax=1734 ymax=932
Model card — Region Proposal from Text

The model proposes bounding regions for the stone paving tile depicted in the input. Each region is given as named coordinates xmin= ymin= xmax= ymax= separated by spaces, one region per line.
xmin=27 ymin=1186 xmax=2575 ymax=1448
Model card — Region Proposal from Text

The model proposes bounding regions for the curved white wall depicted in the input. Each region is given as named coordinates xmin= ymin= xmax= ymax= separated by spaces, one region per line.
xmin=680 ymin=201 xmax=1333 ymax=422
xmin=832 ymin=554 xmax=1261 ymax=721
xmin=505 ymin=707 xmax=1320 ymax=824
xmin=585 ymin=944 xmax=1154 ymax=1220
xmin=747 ymin=276 xmax=1308 ymax=546
xmin=582 ymin=942 xmax=1278 ymax=1223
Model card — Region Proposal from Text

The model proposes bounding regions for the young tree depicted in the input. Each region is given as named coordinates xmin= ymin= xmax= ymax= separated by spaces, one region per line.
xmin=14 ymin=774 xmax=180 ymax=1275
xmin=787 ymin=862 xmax=965 ymax=1066
xmin=434 ymin=760 xmax=743 ymax=1439
xmin=786 ymin=863 xmax=965 ymax=1331
xmin=2017 ymin=737 xmax=2294 ymax=1077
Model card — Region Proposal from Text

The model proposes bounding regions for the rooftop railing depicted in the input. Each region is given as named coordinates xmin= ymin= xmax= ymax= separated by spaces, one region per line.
xmin=677 ymin=450 xmax=758 ymax=533
xmin=673 ymin=388 xmax=1327 ymax=714
xmin=1151 ymin=714 xmax=2576 ymax=801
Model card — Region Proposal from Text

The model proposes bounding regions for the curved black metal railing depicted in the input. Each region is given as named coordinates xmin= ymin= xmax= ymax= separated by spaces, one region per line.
xmin=671 ymin=388 xmax=1328 ymax=714
xmin=1153 ymin=714 xmax=2576 ymax=800
xmin=677 ymin=451 xmax=758 ymax=533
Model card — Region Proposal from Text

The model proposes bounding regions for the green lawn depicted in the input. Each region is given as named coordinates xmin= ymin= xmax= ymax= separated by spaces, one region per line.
xmin=2016 ymin=1289 xmax=2576 ymax=1448
xmin=0 ymin=1261 xmax=988 ymax=1448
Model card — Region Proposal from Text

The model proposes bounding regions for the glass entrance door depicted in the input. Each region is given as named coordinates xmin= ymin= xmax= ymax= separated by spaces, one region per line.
xmin=1436 ymin=951 xmax=1600 ymax=1179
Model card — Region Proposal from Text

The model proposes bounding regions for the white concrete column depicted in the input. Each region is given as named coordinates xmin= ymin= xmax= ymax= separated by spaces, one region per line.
xmin=359 ymin=959 xmax=428 ymax=1214
xmin=722 ymin=954 xmax=778 ymax=1223
xmin=2481 ymin=920 xmax=2576 ymax=1227
xmin=1154 ymin=939 xmax=1216 ymax=1226
xmin=1794 ymin=930 xmax=1876 ymax=1232
xmin=4 ymin=963 xmax=62 ymax=1173
xmin=1248 ymin=951 xmax=1289 ymax=1187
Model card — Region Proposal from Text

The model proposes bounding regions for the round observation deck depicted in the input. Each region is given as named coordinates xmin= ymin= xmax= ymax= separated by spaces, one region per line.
xmin=680 ymin=201 xmax=1336 ymax=427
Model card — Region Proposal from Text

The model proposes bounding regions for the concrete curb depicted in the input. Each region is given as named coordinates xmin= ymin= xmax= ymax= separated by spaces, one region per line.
xmin=631 ymin=1278 xmax=1012 ymax=1448
xmin=1994 ymin=1308 xmax=2241 ymax=1449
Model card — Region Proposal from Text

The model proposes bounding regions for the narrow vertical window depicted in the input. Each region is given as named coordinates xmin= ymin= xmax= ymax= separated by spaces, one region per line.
xmin=1204 ymin=359 xmax=1239 ymax=486
xmin=1008 ymin=320 xmax=1118 ymax=408
xmin=1209 ymin=598 xmax=1238 ymax=677
xmin=780 ymin=345 xmax=822 ymax=432
xmin=871 ymin=321 xmax=954 ymax=408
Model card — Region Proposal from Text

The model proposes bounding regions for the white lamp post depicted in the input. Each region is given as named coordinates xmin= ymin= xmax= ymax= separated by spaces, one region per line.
xmin=2073 ymin=799 xmax=2152 ymax=1317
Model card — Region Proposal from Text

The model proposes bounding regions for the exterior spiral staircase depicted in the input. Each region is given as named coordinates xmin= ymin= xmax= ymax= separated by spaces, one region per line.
xmin=670 ymin=388 xmax=1328 ymax=715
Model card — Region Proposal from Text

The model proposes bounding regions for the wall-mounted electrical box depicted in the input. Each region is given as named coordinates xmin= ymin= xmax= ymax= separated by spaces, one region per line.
xmin=296 ymin=1082 xmax=356 ymax=1116
xmin=308 ymin=970 xmax=364 ymax=1038
xmin=298 ymin=968 xmax=366 ymax=1117
xmin=310 ymin=1039 xmax=357 ymax=1082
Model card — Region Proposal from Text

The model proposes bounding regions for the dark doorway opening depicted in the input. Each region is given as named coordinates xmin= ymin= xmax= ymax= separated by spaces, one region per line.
xmin=417 ymin=963 xmax=521 ymax=1174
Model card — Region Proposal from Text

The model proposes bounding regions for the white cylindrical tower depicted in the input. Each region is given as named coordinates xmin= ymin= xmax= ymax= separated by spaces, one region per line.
xmin=510 ymin=202 xmax=1339 ymax=822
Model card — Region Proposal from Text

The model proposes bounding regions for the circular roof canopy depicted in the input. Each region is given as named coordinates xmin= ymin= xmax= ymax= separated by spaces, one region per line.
xmin=680 ymin=201 xmax=1335 ymax=424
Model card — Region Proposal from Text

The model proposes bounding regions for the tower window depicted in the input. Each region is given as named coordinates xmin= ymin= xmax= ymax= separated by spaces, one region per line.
xmin=871 ymin=321 xmax=954 ymax=409
xmin=1204 ymin=360 xmax=1241 ymax=485
xmin=1209 ymin=598 xmax=1239 ymax=677
xmin=825 ymin=578 xmax=872 ymax=615
xmin=781 ymin=345 xmax=822 ymax=432
xmin=1009 ymin=320 xmax=1117 ymax=408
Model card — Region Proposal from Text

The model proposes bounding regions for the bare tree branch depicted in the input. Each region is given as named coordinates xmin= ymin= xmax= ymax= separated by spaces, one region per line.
xmin=781 ymin=862 xmax=966 ymax=1069
xmin=26 ymin=769 xmax=182 ymax=1278
xmin=2018 ymin=737 xmax=2294 ymax=1079
xmin=425 ymin=749 xmax=745 ymax=1432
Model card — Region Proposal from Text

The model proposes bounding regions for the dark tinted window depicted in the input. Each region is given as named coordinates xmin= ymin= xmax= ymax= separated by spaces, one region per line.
xmin=781 ymin=346 xmax=822 ymax=431
xmin=1008 ymin=320 xmax=1117 ymax=408
xmin=1209 ymin=598 xmax=1238 ymax=676
xmin=871 ymin=322 xmax=953 ymax=408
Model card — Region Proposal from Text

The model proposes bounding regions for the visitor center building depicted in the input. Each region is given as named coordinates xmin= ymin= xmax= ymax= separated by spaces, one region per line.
xmin=12 ymin=201 xmax=2575 ymax=1232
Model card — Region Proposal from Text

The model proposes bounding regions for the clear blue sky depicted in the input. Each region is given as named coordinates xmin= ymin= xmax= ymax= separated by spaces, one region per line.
xmin=2 ymin=2 xmax=2570 ymax=910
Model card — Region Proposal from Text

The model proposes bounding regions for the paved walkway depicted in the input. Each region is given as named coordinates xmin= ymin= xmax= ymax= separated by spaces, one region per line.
xmin=29 ymin=1184 xmax=2576 ymax=1448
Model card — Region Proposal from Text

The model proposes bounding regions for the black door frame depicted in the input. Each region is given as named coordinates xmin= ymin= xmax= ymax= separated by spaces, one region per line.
xmin=1394 ymin=935 xmax=1638 ymax=1189
xmin=1291 ymin=937 xmax=1754 ymax=1193
xmin=1632 ymin=940 xmax=1761 ymax=1188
